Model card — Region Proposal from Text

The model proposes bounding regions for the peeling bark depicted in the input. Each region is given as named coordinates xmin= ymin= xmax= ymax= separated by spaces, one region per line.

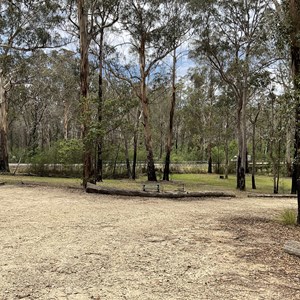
xmin=78 ymin=0 xmax=93 ymax=187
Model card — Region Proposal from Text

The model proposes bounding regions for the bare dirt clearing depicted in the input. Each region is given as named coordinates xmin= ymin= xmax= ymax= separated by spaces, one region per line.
xmin=0 ymin=185 xmax=299 ymax=300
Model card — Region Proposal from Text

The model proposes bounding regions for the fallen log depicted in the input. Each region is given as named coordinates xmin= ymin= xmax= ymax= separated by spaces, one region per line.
xmin=284 ymin=240 xmax=300 ymax=258
xmin=248 ymin=194 xmax=297 ymax=198
xmin=86 ymin=183 xmax=236 ymax=199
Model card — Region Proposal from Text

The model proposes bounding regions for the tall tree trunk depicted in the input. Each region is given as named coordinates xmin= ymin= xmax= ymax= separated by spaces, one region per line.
xmin=276 ymin=134 xmax=282 ymax=193
xmin=163 ymin=49 xmax=177 ymax=181
xmin=139 ymin=40 xmax=156 ymax=181
xmin=207 ymin=68 xmax=214 ymax=174
xmin=96 ymin=27 xmax=104 ymax=182
xmin=271 ymin=140 xmax=280 ymax=194
xmin=78 ymin=0 xmax=92 ymax=187
xmin=252 ymin=124 xmax=257 ymax=189
xmin=132 ymin=136 xmax=138 ymax=179
xmin=270 ymin=94 xmax=279 ymax=194
xmin=224 ymin=102 xmax=229 ymax=179
xmin=251 ymin=109 xmax=260 ymax=189
xmin=289 ymin=0 xmax=300 ymax=193
xmin=208 ymin=149 xmax=212 ymax=173
xmin=0 ymin=74 xmax=9 ymax=172
xmin=142 ymin=87 xmax=156 ymax=181
xmin=132 ymin=108 xmax=140 ymax=180
xmin=236 ymin=43 xmax=250 ymax=191
xmin=241 ymin=90 xmax=247 ymax=190
xmin=236 ymin=97 xmax=245 ymax=190
xmin=291 ymin=41 xmax=300 ymax=193
xmin=297 ymin=179 xmax=300 ymax=224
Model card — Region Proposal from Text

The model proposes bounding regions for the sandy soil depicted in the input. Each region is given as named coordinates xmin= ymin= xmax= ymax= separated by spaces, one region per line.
xmin=0 ymin=185 xmax=300 ymax=300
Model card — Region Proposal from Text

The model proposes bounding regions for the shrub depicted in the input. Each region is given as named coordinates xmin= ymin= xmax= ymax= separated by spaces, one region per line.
xmin=24 ymin=139 xmax=83 ymax=176
xmin=57 ymin=139 xmax=83 ymax=164
xmin=278 ymin=209 xmax=297 ymax=226
xmin=28 ymin=153 xmax=53 ymax=176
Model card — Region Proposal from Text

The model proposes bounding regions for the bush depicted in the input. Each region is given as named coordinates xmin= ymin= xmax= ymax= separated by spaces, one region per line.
xmin=57 ymin=139 xmax=83 ymax=164
xmin=278 ymin=209 xmax=297 ymax=226
xmin=28 ymin=153 xmax=54 ymax=176
xmin=25 ymin=139 xmax=83 ymax=177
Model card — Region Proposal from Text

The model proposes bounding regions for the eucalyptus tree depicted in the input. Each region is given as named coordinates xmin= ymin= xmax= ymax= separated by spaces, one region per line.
xmin=104 ymin=75 xmax=140 ymax=178
xmin=67 ymin=0 xmax=109 ymax=185
xmin=183 ymin=68 xmax=220 ymax=165
xmin=23 ymin=52 xmax=55 ymax=156
xmin=76 ymin=0 xmax=96 ymax=186
xmin=179 ymin=71 xmax=209 ymax=160
xmin=0 ymin=0 xmax=63 ymax=172
xmin=191 ymin=0 xmax=278 ymax=190
xmin=179 ymin=68 xmax=236 ymax=174
xmin=271 ymin=0 xmax=300 ymax=223
xmin=275 ymin=0 xmax=300 ymax=195
xmin=8 ymin=50 xmax=80 ymax=159
xmin=206 ymin=70 xmax=214 ymax=174
xmin=248 ymin=100 xmax=261 ymax=189
xmin=148 ymin=74 xmax=170 ymax=161
xmin=90 ymin=0 xmax=119 ymax=182
xmin=49 ymin=50 xmax=80 ymax=141
xmin=214 ymin=86 xmax=236 ymax=178
xmin=104 ymin=56 xmax=144 ymax=178
xmin=276 ymin=62 xmax=294 ymax=177
xmin=120 ymin=0 xmax=183 ymax=181
xmin=262 ymin=88 xmax=291 ymax=193
xmin=67 ymin=0 xmax=121 ymax=185
xmin=162 ymin=0 xmax=193 ymax=181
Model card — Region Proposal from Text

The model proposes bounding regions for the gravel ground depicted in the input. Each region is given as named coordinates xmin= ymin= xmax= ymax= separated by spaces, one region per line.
xmin=0 ymin=185 xmax=299 ymax=300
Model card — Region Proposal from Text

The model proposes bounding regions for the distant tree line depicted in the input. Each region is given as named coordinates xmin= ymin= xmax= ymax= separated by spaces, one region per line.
xmin=0 ymin=0 xmax=299 ymax=193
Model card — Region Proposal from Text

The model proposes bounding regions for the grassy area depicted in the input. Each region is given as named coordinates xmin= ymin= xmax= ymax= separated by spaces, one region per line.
xmin=0 ymin=173 xmax=293 ymax=195
xmin=170 ymin=174 xmax=292 ymax=194
xmin=0 ymin=174 xmax=82 ymax=188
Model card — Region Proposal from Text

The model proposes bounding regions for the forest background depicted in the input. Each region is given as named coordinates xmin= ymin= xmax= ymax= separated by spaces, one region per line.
xmin=0 ymin=0 xmax=299 ymax=192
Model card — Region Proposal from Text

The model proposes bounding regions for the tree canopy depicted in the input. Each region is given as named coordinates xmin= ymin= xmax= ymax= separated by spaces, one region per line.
xmin=0 ymin=0 xmax=299 ymax=200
